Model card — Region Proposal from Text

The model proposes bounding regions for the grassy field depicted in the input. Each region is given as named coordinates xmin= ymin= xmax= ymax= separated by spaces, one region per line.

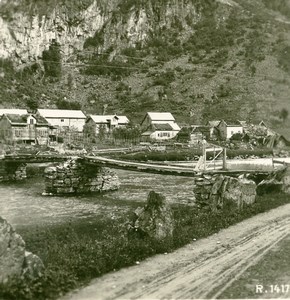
xmin=0 ymin=192 xmax=290 ymax=300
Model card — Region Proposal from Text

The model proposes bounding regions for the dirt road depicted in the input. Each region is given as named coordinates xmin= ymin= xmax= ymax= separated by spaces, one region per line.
xmin=62 ymin=203 xmax=290 ymax=300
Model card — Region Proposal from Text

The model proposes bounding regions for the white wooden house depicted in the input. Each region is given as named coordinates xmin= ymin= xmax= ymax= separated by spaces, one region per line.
xmin=217 ymin=120 xmax=243 ymax=140
xmin=83 ymin=114 xmax=130 ymax=141
xmin=140 ymin=112 xmax=180 ymax=141
xmin=0 ymin=113 xmax=50 ymax=145
xmin=86 ymin=115 xmax=129 ymax=133
xmin=37 ymin=109 xmax=86 ymax=132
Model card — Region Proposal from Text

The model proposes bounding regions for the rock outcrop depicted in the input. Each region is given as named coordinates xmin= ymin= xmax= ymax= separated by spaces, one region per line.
xmin=194 ymin=174 xmax=256 ymax=211
xmin=0 ymin=216 xmax=44 ymax=283
xmin=129 ymin=191 xmax=174 ymax=240
xmin=44 ymin=159 xmax=120 ymax=195
xmin=0 ymin=217 xmax=26 ymax=283
xmin=0 ymin=0 xmax=203 ymax=63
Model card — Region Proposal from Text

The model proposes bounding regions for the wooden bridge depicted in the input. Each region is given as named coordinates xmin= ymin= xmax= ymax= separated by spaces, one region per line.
xmin=1 ymin=153 xmax=285 ymax=178
xmin=2 ymin=153 xmax=69 ymax=163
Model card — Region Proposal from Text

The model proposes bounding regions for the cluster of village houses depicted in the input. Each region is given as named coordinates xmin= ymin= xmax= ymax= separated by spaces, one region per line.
xmin=0 ymin=108 xmax=288 ymax=148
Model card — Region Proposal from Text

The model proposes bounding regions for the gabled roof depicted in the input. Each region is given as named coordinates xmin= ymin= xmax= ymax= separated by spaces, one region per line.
xmin=33 ymin=115 xmax=50 ymax=125
xmin=207 ymin=120 xmax=221 ymax=127
xmin=89 ymin=115 xmax=129 ymax=124
xmin=147 ymin=112 xmax=175 ymax=121
xmin=0 ymin=109 xmax=28 ymax=116
xmin=152 ymin=123 xmax=180 ymax=131
xmin=3 ymin=114 xmax=50 ymax=126
xmin=191 ymin=125 xmax=210 ymax=133
xmin=4 ymin=114 xmax=28 ymax=125
xmin=37 ymin=109 xmax=86 ymax=119
xmin=153 ymin=123 xmax=175 ymax=131
xmin=219 ymin=120 xmax=243 ymax=127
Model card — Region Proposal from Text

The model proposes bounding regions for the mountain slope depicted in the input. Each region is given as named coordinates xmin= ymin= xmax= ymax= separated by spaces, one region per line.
xmin=0 ymin=0 xmax=290 ymax=136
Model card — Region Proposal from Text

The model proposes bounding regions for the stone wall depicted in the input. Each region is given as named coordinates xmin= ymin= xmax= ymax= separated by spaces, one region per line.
xmin=0 ymin=161 xmax=27 ymax=182
xmin=193 ymin=174 xmax=256 ymax=211
xmin=44 ymin=159 xmax=120 ymax=195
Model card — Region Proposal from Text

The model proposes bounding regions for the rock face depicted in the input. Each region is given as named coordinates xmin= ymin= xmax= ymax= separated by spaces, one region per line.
xmin=0 ymin=0 xmax=202 ymax=63
xmin=194 ymin=174 xmax=256 ymax=211
xmin=0 ymin=217 xmax=44 ymax=283
xmin=44 ymin=159 xmax=120 ymax=195
xmin=129 ymin=191 xmax=174 ymax=240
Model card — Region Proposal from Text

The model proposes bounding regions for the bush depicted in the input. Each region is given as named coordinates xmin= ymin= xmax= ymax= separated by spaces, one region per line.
xmin=152 ymin=69 xmax=175 ymax=87
xmin=56 ymin=99 xmax=81 ymax=110
xmin=42 ymin=40 xmax=62 ymax=78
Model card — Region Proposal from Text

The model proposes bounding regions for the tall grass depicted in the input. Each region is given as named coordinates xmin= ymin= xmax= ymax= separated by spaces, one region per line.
xmin=0 ymin=192 xmax=289 ymax=300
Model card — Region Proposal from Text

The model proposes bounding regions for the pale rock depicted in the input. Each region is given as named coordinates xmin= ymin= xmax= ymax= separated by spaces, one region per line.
xmin=22 ymin=251 xmax=45 ymax=280
xmin=130 ymin=191 xmax=174 ymax=240
xmin=0 ymin=217 xmax=25 ymax=283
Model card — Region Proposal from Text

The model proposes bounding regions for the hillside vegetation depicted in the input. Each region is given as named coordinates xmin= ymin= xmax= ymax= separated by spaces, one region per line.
xmin=0 ymin=0 xmax=290 ymax=136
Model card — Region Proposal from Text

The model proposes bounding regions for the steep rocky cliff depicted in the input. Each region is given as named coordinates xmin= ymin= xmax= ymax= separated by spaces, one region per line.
xmin=0 ymin=0 xmax=290 ymax=134
xmin=0 ymin=0 xmax=205 ymax=63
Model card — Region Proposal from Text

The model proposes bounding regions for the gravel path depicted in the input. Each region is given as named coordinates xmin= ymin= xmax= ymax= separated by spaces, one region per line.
xmin=61 ymin=202 xmax=290 ymax=300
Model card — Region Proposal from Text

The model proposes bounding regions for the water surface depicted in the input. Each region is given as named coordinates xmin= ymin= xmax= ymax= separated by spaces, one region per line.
xmin=0 ymin=169 xmax=195 ymax=228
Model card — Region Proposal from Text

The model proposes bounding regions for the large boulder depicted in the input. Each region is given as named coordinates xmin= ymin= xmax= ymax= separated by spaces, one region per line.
xmin=221 ymin=176 xmax=257 ymax=209
xmin=0 ymin=216 xmax=44 ymax=283
xmin=281 ymin=167 xmax=290 ymax=194
xmin=194 ymin=175 xmax=256 ymax=211
xmin=129 ymin=191 xmax=174 ymax=240
xmin=0 ymin=217 xmax=25 ymax=283
xmin=257 ymin=178 xmax=283 ymax=195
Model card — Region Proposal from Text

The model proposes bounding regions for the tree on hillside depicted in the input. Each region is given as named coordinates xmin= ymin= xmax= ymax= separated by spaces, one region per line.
xmin=279 ymin=108 xmax=289 ymax=122
xmin=42 ymin=40 xmax=62 ymax=78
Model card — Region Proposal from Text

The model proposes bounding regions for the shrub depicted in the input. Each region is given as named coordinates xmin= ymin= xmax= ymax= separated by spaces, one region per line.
xmin=152 ymin=69 xmax=175 ymax=87
xmin=42 ymin=40 xmax=62 ymax=78
xmin=56 ymin=99 xmax=81 ymax=110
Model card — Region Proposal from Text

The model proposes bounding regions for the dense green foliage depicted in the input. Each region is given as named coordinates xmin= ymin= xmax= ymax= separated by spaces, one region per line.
xmin=42 ymin=41 xmax=62 ymax=78
xmin=0 ymin=191 xmax=289 ymax=300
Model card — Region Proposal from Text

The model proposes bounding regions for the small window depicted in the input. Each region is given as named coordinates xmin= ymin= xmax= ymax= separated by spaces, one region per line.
xmin=61 ymin=119 xmax=64 ymax=122
xmin=15 ymin=129 xmax=21 ymax=137
xmin=30 ymin=119 xmax=34 ymax=125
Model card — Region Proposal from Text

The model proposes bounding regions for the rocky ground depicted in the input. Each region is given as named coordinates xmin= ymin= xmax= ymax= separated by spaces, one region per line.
xmin=61 ymin=202 xmax=290 ymax=300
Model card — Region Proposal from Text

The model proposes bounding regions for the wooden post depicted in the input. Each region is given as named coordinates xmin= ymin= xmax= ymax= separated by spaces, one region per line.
xmin=223 ymin=147 xmax=227 ymax=170
xmin=213 ymin=146 xmax=216 ymax=170
xmin=203 ymin=141 xmax=206 ymax=171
